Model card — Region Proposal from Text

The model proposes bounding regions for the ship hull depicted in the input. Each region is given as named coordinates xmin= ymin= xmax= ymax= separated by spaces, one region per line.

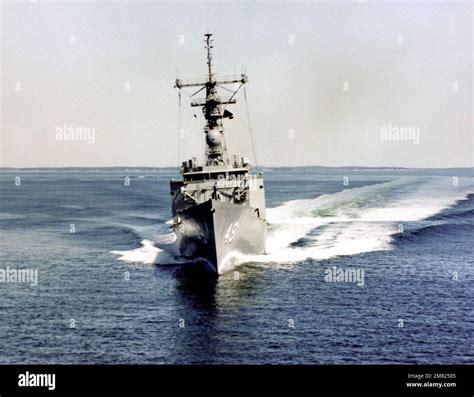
xmin=173 ymin=199 xmax=266 ymax=274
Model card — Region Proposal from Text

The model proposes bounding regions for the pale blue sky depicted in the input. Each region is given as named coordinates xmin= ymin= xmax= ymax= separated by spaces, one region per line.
xmin=1 ymin=1 xmax=472 ymax=167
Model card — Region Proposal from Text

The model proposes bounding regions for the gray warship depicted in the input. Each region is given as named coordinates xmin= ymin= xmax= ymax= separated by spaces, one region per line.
xmin=170 ymin=33 xmax=267 ymax=274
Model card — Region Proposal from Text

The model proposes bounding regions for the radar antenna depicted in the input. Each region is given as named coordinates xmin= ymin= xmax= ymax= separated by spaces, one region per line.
xmin=175 ymin=33 xmax=248 ymax=167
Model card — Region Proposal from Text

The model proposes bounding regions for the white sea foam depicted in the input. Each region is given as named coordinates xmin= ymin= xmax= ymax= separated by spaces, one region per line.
xmin=239 ymin=177 xmax=473 ymax=266
xmin=111 ymin=239 xmax=182 ymax=265
xmin=111 ymin=177 xmax=473 ymax=269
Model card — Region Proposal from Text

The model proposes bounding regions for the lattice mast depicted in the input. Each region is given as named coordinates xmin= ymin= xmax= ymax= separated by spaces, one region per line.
xmin=175 ymin=33 xmax=248 ymax=167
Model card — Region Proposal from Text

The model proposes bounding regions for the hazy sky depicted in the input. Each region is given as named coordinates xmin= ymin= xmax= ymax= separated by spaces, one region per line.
xmin=1 ymin=1 xmax=472 ymax=168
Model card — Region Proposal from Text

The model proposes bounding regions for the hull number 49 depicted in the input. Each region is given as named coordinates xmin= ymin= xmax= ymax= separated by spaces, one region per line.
xmin=224 ymin=222 xmax=239 ymax=244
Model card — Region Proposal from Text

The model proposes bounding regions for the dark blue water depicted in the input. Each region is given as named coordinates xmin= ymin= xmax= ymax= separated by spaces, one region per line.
xmin=0 ymin=168 xmax=473 ymax=364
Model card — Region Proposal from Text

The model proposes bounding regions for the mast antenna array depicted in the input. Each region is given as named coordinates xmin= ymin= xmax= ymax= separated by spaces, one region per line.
xmin=174 ymin=33 xmax=249 ymax=166
xmin=205 ymin=33 xmax=213 ymax=78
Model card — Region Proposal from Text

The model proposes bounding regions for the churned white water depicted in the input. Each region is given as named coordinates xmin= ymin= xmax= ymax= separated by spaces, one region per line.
xmin=111 ymin=176 xmax=473 ymax=270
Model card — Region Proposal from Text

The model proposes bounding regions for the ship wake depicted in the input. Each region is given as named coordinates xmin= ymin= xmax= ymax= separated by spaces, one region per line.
xmin=241 ymin=176 xmax=473 ymax=267
xmin=111 ymin=176 xmax=473 ymax=271
xmin=111 ymin=239 xmax=184 ymax=265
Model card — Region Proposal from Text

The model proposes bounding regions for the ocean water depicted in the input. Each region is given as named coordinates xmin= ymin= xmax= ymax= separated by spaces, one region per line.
xmin=0 ymin=167 xmax=473 ymax=364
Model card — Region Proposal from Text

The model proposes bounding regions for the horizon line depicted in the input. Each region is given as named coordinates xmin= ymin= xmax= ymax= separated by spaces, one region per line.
xmin=1 ymin=165 xmax=473 ymax=170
